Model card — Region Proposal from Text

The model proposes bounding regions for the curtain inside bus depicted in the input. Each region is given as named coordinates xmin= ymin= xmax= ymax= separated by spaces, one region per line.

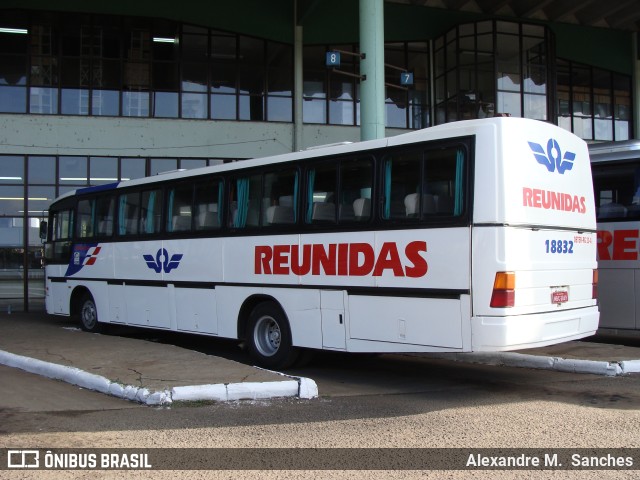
xmin=306 ymin=170 xmax=315 ymax=223
xmin=235 ymin=178 xmax=249 ymax=228
xmin=118 ymin=195 xmax=127 ymax=235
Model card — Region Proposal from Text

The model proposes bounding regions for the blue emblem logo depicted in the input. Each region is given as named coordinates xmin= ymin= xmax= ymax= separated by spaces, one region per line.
xmin=143 ymin=248 xmax=183 ymax=273
xmin=528 ymin=139 xmax=576 ymax=174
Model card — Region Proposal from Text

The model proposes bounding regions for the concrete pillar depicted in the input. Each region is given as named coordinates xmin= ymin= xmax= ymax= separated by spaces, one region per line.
xmin=633 ymin=32 xmax=640 ymax=140
xmin=359 ymin=0 xmax=385 ymax=141
xmin=294 ymin=25 xmax=304 ymax=151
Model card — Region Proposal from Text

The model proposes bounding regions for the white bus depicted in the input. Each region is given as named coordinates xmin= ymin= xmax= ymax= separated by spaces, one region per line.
xmin=590 ymin=140 xmax=640 ymax=333
xmin=44 ymin=118 xmax=599 ymax=369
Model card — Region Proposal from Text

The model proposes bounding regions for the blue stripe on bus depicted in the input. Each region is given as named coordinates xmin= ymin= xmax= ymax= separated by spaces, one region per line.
xmin=76 ymin=182 xmax=120 ymax=195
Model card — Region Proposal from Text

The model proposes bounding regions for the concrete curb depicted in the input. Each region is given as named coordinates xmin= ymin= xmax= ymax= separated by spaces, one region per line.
xmin=422 ymin=351 xmax=640 ymax=377
xmin=0 ymin=349 xmax=318 ymax=405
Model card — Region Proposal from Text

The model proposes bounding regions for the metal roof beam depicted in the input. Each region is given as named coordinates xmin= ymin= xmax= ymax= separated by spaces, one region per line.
xmin=543 ymin=0 xmax=597 ymax=23
xmin=512 ymin=0 xmax=555 ymax=18
xmin=575 ymin=0 xmax=636 ymax=26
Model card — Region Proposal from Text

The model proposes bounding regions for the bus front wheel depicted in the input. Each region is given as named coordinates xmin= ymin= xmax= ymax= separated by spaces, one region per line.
xmin=247 ymin=302 xmax=299 ymax=370
xmin=78 ymin=293 xmax=103 ymax=333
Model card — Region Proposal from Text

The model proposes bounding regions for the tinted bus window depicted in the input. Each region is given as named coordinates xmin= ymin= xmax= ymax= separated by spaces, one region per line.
xmin=339 ymin=157 xmax=373 ymax=222
xmin=306 ymin=162 xmax=337 ymax=224
xmin=592 ymin=162 xmax=640 ymax=220
xmin=382 ymin=146 xmax=465 ymax=220
xmin=118 ymin=188 xmax=163 ymax=236
xmin=167 ymin=183 xmax=193 ymax=233
xmin=77 ymin=199 xmax=95 ymax=238
xmin=194 ymin=178 xmax=222 ymax=230
xmin=95 ymin=197 xmax=115 ymax=237
xmin=263 ymin=169 xmax=297 ymax=226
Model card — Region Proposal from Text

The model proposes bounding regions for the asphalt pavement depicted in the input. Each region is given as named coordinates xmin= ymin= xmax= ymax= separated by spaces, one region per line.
xmin=1 ymin=311 xmax=639 ymax=406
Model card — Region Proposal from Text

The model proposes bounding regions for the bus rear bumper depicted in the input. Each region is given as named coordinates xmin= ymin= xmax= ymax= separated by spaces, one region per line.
xmin=471 ymin=306 xmax=600 ymax=352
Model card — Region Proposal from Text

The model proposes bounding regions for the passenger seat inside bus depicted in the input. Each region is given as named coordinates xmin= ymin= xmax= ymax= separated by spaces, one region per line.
xmin=353 ymin=198 xmax=371 ymax=220
xmin=265 ymin=205 xmax=294 ymax=224
xmin=404 ymin=193 xmax=436 ymax=217
xmin=598 ymin=202 xmax=627 ymax=218
xmin=196 ymin=204 xmax=219 ymax=229
xmin=311 ymin=202 xmax=335 ymax=222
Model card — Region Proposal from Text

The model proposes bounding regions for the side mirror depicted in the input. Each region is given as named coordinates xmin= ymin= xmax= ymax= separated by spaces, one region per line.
xmin=39 ymin=221 xmax=48 ymax=240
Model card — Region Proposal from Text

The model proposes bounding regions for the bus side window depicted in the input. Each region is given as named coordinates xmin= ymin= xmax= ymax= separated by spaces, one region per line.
xmin=194 ymin=179 xmax=222 ymax=230
xmin=141 ymin=189 xmax=163 ymax=235
xmin=340 ymin=157 xmax=373 ymax=222
xmin=167 ymin=183 xmax=193 ymax=233
xmin=263 ymin=169 xmax=297 ymax=226
xmin=118 ymin=193 xmax=139 ymax=236
xmin=306 ymin=162 xmax=337 ymax=224
xmin=95 ymin=196 xmax=114 ymax=237
xmin=230 ymin=175 xmax=262 ymax=228
xmin=382 ymin=147 xmax=465 ymax=221
xmin=424 ymin=147 xmax=465 ymax=217
xmin=78 ymin=196 xmax=116 ymax=239
xmin=77 ymin=199 xmax=96 ymax=238
xmin=381 ymin=152 xmax=421 ymax=220
xmin=47 ymin=206 xmax=74 ymax=261
xmin=592 ymin=163 xmax=638 ymax=221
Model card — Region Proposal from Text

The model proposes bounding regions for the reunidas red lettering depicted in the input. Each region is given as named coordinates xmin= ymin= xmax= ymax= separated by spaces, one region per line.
xmin=254 ymin=241 xmax=428 ymax=277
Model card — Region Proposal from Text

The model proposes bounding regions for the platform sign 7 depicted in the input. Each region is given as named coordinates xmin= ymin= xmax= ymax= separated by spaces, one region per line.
xmin=401 ymin=72 xmax=414 ymax=86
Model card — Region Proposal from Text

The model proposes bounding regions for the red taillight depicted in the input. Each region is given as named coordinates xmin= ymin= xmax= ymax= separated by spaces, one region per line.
xmin=490 ymin=272 xmax=515 ymax=308
xmin=592 ymin=269 xmax=598 ymax=300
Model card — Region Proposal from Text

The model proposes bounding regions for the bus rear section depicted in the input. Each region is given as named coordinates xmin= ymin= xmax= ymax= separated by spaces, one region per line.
xmin=470 ymin=118 xmax=599 ymax=351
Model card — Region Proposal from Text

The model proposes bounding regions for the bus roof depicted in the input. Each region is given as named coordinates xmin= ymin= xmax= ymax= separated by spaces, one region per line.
xmin=588 ymin=140 xmax=640 ymax=162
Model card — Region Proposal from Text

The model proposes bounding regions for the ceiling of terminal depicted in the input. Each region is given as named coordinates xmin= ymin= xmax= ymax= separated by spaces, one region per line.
xmin=388 ymin=0 xmax=640 ymax=31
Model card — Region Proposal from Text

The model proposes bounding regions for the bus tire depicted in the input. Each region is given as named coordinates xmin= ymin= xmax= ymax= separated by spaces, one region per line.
xmin=78 ymin=293 xmax=103 ymax=333
xmin=247 ymin=301 xmax=299 ymax=370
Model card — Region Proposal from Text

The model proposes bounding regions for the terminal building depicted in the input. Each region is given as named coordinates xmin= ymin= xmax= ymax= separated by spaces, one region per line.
xmin=1 ymin=0 xmax=639 ymax=311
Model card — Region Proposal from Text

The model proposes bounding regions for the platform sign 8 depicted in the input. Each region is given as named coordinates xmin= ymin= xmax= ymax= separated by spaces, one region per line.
xmin=326 ymin=51 xmax=341 ymax=68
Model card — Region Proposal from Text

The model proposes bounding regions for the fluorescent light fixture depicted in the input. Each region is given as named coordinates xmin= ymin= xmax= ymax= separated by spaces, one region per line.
xmin=0 ymin=177 xmax=22 ymax=181
xmin=153 ymin=36 xmax=177 ymax=43
xmin=0 ymin=27 xmax=28 ymax=34
xmin=0 ymin=197 xmax=49 ymax=201
xmin=61 ymin=177 xmax=123 ymax=182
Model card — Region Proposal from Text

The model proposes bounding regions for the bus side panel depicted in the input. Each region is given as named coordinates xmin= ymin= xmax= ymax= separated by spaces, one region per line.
xmin=113 ymin=240 xmax=171 ymax=328
xmin=124 ymin=285 xmax=171 ymax=329
xmin=108 ymin=283 xmax=127 ymax=323
xmin=596 ymin=223 xmax=640 ymax=330
xmin=372 ymin=229 xmax=469 ymax=290
xmin=224 ymin=234 xmax=301 ymax=286
xmin=598 ymin=269 xmax=636 ymax=329
xmin=174 ymin=287 xmax=218 ymax=334
xmin=163 ymin=238 xmax=223 ymax=334
xmin=348 ymin=295 xmax=463 ymax=349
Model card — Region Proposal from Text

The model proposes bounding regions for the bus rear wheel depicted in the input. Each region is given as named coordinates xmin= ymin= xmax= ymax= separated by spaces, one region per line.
xmin=247 ymin=301 xmax=299 ymax=370
xmin=78 ymin=293 xmax=103 ymax=333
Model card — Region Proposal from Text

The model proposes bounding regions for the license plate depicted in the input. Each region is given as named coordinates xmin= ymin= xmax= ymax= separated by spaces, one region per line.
xmin=551 ymin=290 xmax=569 ymax=304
